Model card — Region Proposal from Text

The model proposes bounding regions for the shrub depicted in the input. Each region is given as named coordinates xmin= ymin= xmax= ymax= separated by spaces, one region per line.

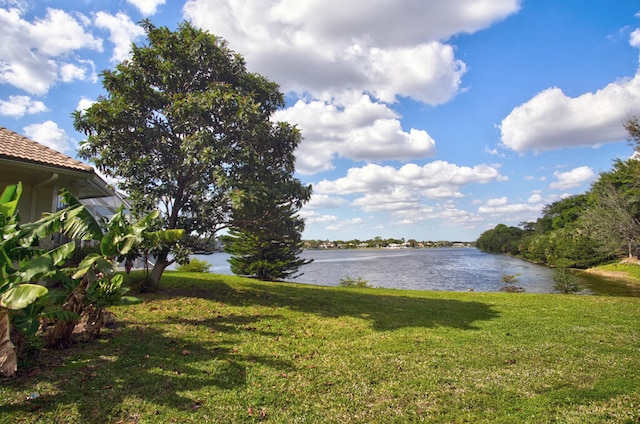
xmin=552 ymin=258 xmax=582 ymax=294
xmin=339 ymin=276 xmax=371 ymax=288
xmin=500 ymin=273 xmax=525 ymax=293
xmin=176 ymin=258 xmax=211 ymax=273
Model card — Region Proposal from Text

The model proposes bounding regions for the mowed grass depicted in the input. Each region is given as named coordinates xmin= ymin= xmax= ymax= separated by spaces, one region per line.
xmin=1 ymin=271 xmax=639 ymax=423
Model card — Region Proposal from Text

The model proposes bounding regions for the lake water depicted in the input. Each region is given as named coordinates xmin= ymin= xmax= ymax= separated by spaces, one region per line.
xmin=191 ymin=248 xmax=640 ymax=297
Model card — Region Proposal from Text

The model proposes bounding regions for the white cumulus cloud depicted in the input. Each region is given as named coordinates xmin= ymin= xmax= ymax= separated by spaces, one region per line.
xmin=183 ymin=0 xmax=519 ymax=103
xmin=478 ymin=202 xmax=542 ymax=215
xmin=315 ymin=161 xmax=504 ymax=200
xmin=275 ymin=92 xmax=436 ymax=174
xmin=76 ymin=97 xmax=96 ymax=113
xmin=298 ymin=210 xmax=338 ymax=225
xmin=0 ymin=95 xmax=48 ymax=117
xmin=94 ymin=12 xmax=145 ymax=63
xmin=549 ymin=166 xmax=596 ymax=190
xmin=304 ymin=194 xmax=347 ymax=210
xmin=631 ymin=28 xmax=640 ymax=48
xmin=0 ymin=7 xmax=102 ymax=94
xmin=352 ymin=187 xmax=421 ymax=212
xmin=23 ymin=120 xmax=77 ymax=154
xmin=127 ymin=0 xmax=166 ymax=16
xmin=528 ymin=192 xmax=544 ymax=203
xmin=486 ymin=197 xmax=508 ymax=206
xmin=500 ymin=73 xmax=640 ymax=152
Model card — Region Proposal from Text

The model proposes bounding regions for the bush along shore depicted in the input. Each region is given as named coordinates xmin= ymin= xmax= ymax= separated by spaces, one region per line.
xmin=1 ymin=271 xmax=639 ymax=423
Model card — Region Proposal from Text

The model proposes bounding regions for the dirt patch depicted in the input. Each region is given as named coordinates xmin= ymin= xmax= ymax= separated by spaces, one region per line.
xmin=581 ymin=261 xmax=640 ymax=285
xmin=582 ymin=268 xmax=631 ymax=280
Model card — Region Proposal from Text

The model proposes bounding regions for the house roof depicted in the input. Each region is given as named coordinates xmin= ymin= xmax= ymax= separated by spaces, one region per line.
xmin=0 ymin=126 xmax=93 ymax=173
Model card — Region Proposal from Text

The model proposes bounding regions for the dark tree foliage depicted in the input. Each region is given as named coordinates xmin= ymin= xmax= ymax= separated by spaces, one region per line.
xmin=224 ymin=202 xmax=310 ymax=281
xmin=535 ymin=194 xmax=589 ymax=234
xmin=73 ymin=21 xmax=303 ymax=288
xmin=223 ymin=123 xmax=312 ymax=281
xmin=478 ymin=196 xmax=608 ymax=267
xmin=581 ymin=159 xmax=640 ymax=258
xmin=591 ymin=159 xmax=640 ymax=214
xmin=476 ymin=224 xmax=525 ymax=255
xmin=624 ymin=115 xmax=640 ymax=153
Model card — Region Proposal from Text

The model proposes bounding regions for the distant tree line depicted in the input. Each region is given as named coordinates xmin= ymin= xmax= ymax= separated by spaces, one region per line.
xmin=304 ymin=238 xmax=473 ymax=249
xmin=477 ymin=116 xmax=640 ymax=269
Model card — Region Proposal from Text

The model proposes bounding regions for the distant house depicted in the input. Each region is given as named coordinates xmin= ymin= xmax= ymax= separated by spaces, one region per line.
xmin=0 ymin=126 xmax=126 ymax=223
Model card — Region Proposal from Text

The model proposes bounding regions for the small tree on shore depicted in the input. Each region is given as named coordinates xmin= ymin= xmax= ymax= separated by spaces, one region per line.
xmin=500 ymin=273 xmax=524 ymax=292
xmin=551 ymin=258 xmax=582 ymax=294
xmin=224 ymin=183 xmax=311 ymax=281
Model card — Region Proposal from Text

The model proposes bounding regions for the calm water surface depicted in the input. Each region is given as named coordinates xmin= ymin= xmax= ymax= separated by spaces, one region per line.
xmin=193 ymin=248 xmax=640 ymax=296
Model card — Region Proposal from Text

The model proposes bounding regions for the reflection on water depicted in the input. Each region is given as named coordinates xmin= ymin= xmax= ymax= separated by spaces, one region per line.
xmin=576 ymin=271 xmax=640 ymax=297
xmin=192 ymin=248 xmax=639 ymax=297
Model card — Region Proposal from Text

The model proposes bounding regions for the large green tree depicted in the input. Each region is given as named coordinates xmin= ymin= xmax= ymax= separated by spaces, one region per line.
xmin=581 ymin=159 xmax=640 ymax=258
xmin=74 ymin=21 xmax=301 ymax=286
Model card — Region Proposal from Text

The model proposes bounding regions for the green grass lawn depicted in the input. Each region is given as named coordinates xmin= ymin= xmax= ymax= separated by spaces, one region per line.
xmin=1 ymin=271 xmax=639 ymax=423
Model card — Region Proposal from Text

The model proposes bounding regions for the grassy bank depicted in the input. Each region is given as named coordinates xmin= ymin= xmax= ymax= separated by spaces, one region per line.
xmin=584 ymin=260 xmax=640 ymax=284
xmin=1 ymin=272 xmax=639 ymax=423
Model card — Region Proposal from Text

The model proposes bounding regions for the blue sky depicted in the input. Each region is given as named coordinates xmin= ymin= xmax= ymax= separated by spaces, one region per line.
xmin=2 ymin=1 xmax=640 ymax=242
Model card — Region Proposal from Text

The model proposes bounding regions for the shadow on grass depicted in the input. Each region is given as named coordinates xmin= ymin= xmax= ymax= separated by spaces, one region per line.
xmin=2 ymin=315 xmax=292 ymax=422
xmin=1 ymin=272 xmax=500 ymax=422
xmin=160 ymin=272 xmax=501 ymax=331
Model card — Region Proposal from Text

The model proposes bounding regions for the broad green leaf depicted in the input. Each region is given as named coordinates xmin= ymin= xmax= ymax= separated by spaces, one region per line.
xmin=62 ymin=206 xmax=103 ymax=240
xmin=52 ymin=269 xmax=79 ymax=292
xmin=73 ymin=253 xmax=101 ymax=279
xmin=73 ymin=253 xmax=115 ymax=279
xmin=144 ymin=229 xmax=184 ymax=244
xmin=0 ymin=182 xmax=22 ymax=219
xmin=119 ymin=296 xmax=143 ymax=306
xmin=58 ymin=188 xmax=82 ymax=207
xmin=47 ymin=242 xmax=76 ymax=267
xmin=11 ymin=315 xmax=40 ymax=336
xmin=0 ymin=268 xmax=11 ymax=291
xmin=41 ymin=309 xmax=80 ymax=323
xmin=0 ymin=183 xmax=20 ymax=204
xmin=19 ymin=203 xmax=101 ymax=247
xmin=18 ymin=255 xmax=53 ymax=282
xmin=18 ymin=210 xmax=65 ymax=246
xmin=112 ymin=273 xmax=124 ymax=285
xmin=0 ymin=284 xmax=47 ymax=310
xmin=100 ymin=232 xmax=117 ymax=257
xmin=118 ymin=235 xmax=137 ymax=255
xmin=16 ymin=243 xmax=74 ymax=282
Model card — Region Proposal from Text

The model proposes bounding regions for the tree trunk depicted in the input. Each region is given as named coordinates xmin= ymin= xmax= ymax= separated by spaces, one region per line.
xmin=150 ymin=259 xmax=169 ymax=292
xmin=72 ymin=306 xmax=104 ymax=343
xmin=0 ymin=309 xmax=17 ymax=377
xmin=46 ymin=278 xmax=89 ymax=348
xmin=148 ymin=249 xmax=171 ymax=292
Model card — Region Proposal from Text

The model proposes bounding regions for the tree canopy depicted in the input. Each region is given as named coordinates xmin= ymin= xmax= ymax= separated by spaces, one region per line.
xmin=74 ymin=20 xmax=309 ymax=285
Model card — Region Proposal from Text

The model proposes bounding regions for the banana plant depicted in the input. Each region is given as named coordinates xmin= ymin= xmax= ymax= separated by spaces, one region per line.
xmin=46 ymin=205 xmax=183 ymax=347
xmin=0 ymin=183 xmax=99 ymax=377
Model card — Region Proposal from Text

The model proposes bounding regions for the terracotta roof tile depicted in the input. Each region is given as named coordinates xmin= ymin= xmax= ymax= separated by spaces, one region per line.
xmin=0 ymin=126 xmax=93 ymax=173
